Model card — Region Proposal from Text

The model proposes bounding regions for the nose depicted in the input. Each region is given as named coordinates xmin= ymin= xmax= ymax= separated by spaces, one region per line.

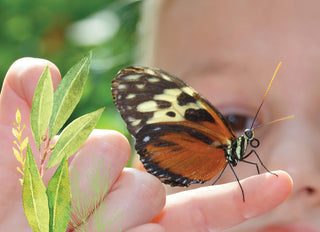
xmin=264 ymin=119 xmax=320 ymax=207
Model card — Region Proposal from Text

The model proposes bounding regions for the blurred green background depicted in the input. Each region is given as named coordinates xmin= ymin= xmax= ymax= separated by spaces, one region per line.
xmin=0 ymin=0 xmax=142 ymax=137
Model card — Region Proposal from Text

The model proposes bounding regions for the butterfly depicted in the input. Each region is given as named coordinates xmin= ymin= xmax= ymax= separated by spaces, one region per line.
xmin=111 ymin=64 xmax=282 ymax=201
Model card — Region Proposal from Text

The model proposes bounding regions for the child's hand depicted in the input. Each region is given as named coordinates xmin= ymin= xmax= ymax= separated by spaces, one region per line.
xmin=0 ymin=58 xmax=165 ymax=232
xmin=0 ymin=58 xmax=292 ymax=232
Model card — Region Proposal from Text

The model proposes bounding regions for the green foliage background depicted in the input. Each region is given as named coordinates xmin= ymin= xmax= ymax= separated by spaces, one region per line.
xmin=0 ymin=0 xmax=141 ymax=136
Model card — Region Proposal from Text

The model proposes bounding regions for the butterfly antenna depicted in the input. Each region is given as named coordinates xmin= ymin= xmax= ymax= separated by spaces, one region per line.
xmin=253 ymin=115 xmax=295 ymax=130
xmin=250 ymin=61 xmax=282 ymax=130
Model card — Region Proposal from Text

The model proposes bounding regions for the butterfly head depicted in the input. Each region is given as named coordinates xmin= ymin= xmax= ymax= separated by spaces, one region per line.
xmin=243 ymin=129 xmax=260 ymax=148
xmin=244 ymin=129 xmax=254 ymax=140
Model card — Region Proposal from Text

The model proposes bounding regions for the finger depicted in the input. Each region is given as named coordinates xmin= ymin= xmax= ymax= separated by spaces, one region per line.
xmin=0 ymin=58 xmax=61 ymax=126
xmin=124 ymin=223 xmax=165 ymax=232
xmin=77 ymin=168 xmax=166 ymax=232
xmin=0 ymin=58 xmax=61 ymax=186
xmin=0 ymin=58 xmax=61 ymax=197
xmin=0 ymin=58 xmax=61 ymax=229
xmin=68 ymin=129 xmax=131 ymax=227
xmin=154 ymin=171 xmax=292 ymax=232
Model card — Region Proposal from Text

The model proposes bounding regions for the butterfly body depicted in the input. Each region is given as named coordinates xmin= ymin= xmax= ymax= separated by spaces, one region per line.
xmin=111 ymin=66 xmax=265 ymax=190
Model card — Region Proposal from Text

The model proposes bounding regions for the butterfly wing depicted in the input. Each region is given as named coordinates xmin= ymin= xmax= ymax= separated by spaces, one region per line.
xmin=111 ymin=66 xmax=236 ymax=186
xmin=135 ymin=123 xmax=229 ymax=186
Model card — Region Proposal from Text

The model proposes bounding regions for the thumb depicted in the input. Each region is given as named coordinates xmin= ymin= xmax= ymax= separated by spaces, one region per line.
xmin=0 ymin=58 xmax=62 ymax=229
xmin=0 ymin=58 xmax=61 ymax=189
xmin=0 ymin=58 xmax=61 ymax=126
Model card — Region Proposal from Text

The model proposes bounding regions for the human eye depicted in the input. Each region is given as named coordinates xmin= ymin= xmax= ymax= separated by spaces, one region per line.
xmin=224 ymin=113 xmax=256 ymax=136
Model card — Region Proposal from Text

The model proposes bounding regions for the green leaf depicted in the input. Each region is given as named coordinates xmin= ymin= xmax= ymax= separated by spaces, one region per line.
xmin=47 ymin=156 xmax=71 ymax=232
xmin=49 ymin=52 xmax=92 ymax=139
xmin=31 ymin=65 xmax=53 ymax=149
xmin=47 ymin=107 xmax=104 ymax=168
xmin=22 ymin=145 xmax=49 ymax=232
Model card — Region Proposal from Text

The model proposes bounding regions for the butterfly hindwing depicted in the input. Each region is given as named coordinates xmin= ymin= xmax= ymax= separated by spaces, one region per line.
xmin=135 ymin=123 xmax=227 ymax=186
xmin=111 ymin=66 xmax=236 ymax=186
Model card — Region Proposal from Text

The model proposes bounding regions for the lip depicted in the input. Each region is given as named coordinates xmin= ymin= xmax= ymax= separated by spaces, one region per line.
xmin=258 ymin=224 xmax=319 ymax=232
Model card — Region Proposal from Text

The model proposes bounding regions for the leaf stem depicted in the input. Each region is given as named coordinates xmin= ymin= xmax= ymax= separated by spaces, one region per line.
xmin=40 ymin=132 xmax=51 ymax=177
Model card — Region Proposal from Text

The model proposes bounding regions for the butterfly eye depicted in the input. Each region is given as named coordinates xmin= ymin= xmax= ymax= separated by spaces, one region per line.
xmin=225 ymin=114 xmax=254 ymax=135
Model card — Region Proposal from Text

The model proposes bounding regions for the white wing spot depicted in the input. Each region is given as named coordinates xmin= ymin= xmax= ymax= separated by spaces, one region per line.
xmin=144 ymin=88 xmax=203 ymax=124
xmin=118 ymin=84 xmax=127 ymax=90
xmin=212 ymin=141 xmax=222 ymax=147
xmin=182 ymin=86 xmax=196 ymax=96
xmin=127 ymin=117 xmax=141 ymax=127
xmin=143 ymin=136 xmax=151 ymax=142
xmin=145 ymin=69 xmax=156 ymax=76
xmin=148 ymin=77 xmax=160 ymax=83
xmin=154 ymin=89 xmax=182 ymax=102
xmin=149 ymin=110 xmax=184 ymax=123
xmin=137 ymin=100 xmax=158 ymax=112
xmin=124 ymin=74 xmax=141 ymax=81
xmin=131 ymin=119 xmax=141 ymax=127
xmin=136 ymin=84 xmax=145 ymax=89
xmin=127 ymin=116 xmax=136 ymax=122
xmin=161 ymin=74 xmax=173 ymax=81
xmin=126 ymin=94 xmax=136 ymax=99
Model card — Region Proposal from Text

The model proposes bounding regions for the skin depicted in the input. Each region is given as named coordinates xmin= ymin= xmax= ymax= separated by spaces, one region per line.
xmin=0 ymin=1 xmax=300 ymax=230
xmin=0 ymin=59 xmax=165 ymax=232
xmin=0 ymin=58 xmax=291 ymax=231
xmin=149 ymin=0 xmax=320 ymax=231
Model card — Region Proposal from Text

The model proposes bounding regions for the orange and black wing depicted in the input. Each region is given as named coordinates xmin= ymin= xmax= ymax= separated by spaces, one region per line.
xmin=111 ymin=66 xmax=237 ymax=186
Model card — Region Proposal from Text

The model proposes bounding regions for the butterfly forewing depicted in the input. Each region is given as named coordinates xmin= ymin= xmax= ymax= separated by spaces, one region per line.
xmin=112 ymin=66 xmax=235 ymax=137
xmin=111 ymin=66 xmax=236 ymax=186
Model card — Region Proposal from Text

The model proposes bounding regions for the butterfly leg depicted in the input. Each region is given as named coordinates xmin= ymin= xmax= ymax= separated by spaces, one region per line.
xmin=228 ymin=162 xmax=245 ymax=202
xmin=211 ymin=163 xmax=228 ymax=186
xmin=244 ymin=149 xmax=278 ymax=177
xmin=241 ymin=159 xmax=260 ymax=174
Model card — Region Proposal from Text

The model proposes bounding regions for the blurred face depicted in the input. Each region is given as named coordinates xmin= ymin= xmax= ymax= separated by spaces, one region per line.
xmin=152 ymin=0 xmax=320 ymax=231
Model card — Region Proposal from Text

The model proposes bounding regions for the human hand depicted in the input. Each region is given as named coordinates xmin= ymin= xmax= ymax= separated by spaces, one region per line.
xmin=0 ymin=58 xmax=292 ymax=232
xmin=153 ymin=170 xmax=292 ymax=231
xmin=0 ymin=58 xmax=165 ymax=232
